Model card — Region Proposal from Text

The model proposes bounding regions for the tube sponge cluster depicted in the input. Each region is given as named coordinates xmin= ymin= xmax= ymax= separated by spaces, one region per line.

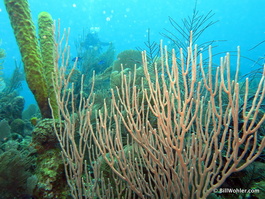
xmin=4 ymin=0 xmax=58 ymax=118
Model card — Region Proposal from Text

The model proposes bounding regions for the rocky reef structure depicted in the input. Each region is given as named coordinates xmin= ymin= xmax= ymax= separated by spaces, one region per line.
xmin=3 ymin=1 xmax=66 ymax=198
xmin=31 ymin=119 xmax=69 ymax=198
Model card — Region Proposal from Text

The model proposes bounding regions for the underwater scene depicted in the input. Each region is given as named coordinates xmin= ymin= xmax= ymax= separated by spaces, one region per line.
xmin=1 ymin=0 xmax=265 ymax=198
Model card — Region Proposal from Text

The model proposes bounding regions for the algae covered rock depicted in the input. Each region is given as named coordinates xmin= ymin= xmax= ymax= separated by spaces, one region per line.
xmin=10 ymin=118 xmax=25 ymax=135
xmin=31 ymin=119 xmax=69 ymax=198
xmin=33 ymin=148 xmax=69 ymax=199
xmin=31 ymin=118 xmax=60 ymax=153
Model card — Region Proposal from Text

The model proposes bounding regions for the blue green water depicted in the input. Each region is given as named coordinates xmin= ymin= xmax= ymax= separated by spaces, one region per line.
xmin=0 ymin=0 xmax=265 ymax=107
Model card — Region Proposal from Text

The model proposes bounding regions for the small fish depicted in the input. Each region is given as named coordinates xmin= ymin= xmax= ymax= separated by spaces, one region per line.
xmin=72 ymin=57 xmax=82 ymax=62
xmin=97 ymin=60 xmax=105 ymax=65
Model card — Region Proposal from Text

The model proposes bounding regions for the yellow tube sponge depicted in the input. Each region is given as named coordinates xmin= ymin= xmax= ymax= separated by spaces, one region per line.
xmin=4 ymin=0 xmax=53 ymax=118
xmin=38 ymin=12 xmax=58 ymax=118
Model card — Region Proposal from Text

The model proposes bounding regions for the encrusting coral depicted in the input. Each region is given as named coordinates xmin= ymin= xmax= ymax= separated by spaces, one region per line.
xmin=31 ymin=119 xmax=69 ymax=198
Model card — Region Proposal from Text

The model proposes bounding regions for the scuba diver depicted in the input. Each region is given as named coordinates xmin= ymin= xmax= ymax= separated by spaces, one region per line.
xmin=73 ymin=26 xmax=114 ymax=76
xmin=81 ymin=27 xmax=110 ymax=53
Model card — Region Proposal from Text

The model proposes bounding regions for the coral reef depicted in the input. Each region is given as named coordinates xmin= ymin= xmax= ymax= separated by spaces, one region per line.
xmin=22 ymin=104 xmax=40 ymax=120
xmin=31 ymin=119 xmax=69 ymax=198
xmin=31 ymin=119 xmax=59 ymax=153
xmin=0 ymin=94 xmax=25 ymax=124
xmin=10 ymin=118 xmax=25 ymax=135
xmin=110 ymin=49 xmax=144 ymax=89
xmin=3 ymin=3 xmax=66 ymax=198
xmin=0 ymin=149 xmax=35 ymax=198
xmin=0 ymin=119 xmax=10 ymax=142
xmin=112 ymin=49 xmax=142 ymax=72
xmin=3 ymin=64 xmax=24 ymax=94
xmin=34 ymin=148 xmax=69 ymax=199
